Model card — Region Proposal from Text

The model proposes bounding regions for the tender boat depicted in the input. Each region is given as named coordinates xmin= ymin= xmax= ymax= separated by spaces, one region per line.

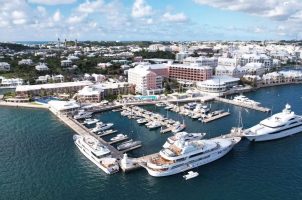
xmin=183 ymin=171 xmax=199 ymax=180
xmin=98 ymin=129 xmax=118 ymax=135
xmin=117 ymin=139 xmax=142 ymax=151
xmin=244 ymin=104 xmax=302 ymax=142
xmin=84 ymin=118 xmax=99 ymax=125
xmin=73 ymin=135 xmax=119 ymax=174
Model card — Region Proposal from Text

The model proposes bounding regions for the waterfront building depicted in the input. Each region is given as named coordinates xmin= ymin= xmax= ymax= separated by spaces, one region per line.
xmin=16 ymin=81 xmax=93 ymax=97
xmin=128 ymin=64 xmax=164 ymax=95
xmin=0 ymin=62 xmax=10 ymax=71
xmin=35 ymin=63 xmax=49 ymax=71
xmin=215 ymin=65 xmax=244 ymax=77
xmin=168 ymin=63 xmax=213 ymax=83
xmin=77 ymin=82 xmax=134 ymax=103
xmin=241 ymin=63 xmax=266 ymax=76
xmin=48 ymin=100 xmax=80 ymax=115
xmin=196 ymin=76 xmax=240 ymax=93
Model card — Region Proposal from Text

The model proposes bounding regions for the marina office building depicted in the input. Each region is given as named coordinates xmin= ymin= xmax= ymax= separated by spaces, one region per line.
xmin=196 ymin=76 xmax=240 ymax=93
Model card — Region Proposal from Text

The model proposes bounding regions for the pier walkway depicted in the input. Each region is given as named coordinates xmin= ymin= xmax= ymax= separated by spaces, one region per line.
xmin=215 ymin=97 xmax=271 ymax=112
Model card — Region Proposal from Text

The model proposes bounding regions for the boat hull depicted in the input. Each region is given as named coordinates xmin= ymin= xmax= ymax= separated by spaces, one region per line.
xmin=245 ymin=126 xmax=302 ymax=142
xmin=145 ymin=143 xmax=236 ymax=177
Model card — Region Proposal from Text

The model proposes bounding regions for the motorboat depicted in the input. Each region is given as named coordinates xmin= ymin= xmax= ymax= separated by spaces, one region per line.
xmin=92 ymin=122 xmax=114 ymax=133
xmin=84 ymin=118 xmax=99 ymax=125
xmin=117 ymin=139 xmax=142 ymax=151
xmin=171 ymin=122 xmax=186 ymax=133
xmin=183 ymin=171 xmax=199 ymax=180
xmin=110 ymin=134 xmax=128 ymax=142
xmin=73 ymin=110 xmax=93 ymax=120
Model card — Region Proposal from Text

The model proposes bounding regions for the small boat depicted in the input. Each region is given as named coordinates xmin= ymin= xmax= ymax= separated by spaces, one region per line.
xmin=84 ymin=118 xmax=99 ymax=125
xmin=147 ymin=121 xmax=162 ymax=129
xmin=117 ymin=139 xmax=142 ymax=151
xmin=137 ymin=118 xmax=148 ymax=125
xmin=155 ymin=102 xmax=165 ymax=107
xmin=110 ymin=134 xmax=128 ymax=141
xmin=73 ymin=110 xmax=93 ymax=120
xmin=98 ymin=129 xmax=118 ymax=135
xmin=183 ymin=171 xmax=199 ymax=180
xmin=172 ymin=122 xmax=186 ymax=133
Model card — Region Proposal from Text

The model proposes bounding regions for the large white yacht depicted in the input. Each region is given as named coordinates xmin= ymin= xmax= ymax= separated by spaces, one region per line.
xmin=141 ymin=136 xmax=241 ymax=177
xmin=73 ymin=135 xmax=119 ymax=174
xmin=244 ymin=104 xmax=302 ymax=142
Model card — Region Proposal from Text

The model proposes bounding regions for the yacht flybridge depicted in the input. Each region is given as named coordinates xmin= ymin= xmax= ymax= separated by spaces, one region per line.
xmin=244 ymin=104 xmax=302 ymax=142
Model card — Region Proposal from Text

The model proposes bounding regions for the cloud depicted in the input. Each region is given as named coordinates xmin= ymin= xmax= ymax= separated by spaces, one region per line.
xmin=77 ymin=0 xmax=104 ymax=13
xmin=28 ymin=0 xmax=76 ymax=5
xmin=66 ymin=14 xmax=87 ymax=24
xmin=132 ymin=0 xmax=153 ymax=18
xmin=194 ymin=0 xmax=302 ymax=21
xmin=163 ymin=12 xmax=188 ymax=23
xmin=52 ymin=10 xmax=61 ymax=22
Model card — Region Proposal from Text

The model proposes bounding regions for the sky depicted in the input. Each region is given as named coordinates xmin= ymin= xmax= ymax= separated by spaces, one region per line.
xmin=0 ymin=0 xmax=302 ymax=41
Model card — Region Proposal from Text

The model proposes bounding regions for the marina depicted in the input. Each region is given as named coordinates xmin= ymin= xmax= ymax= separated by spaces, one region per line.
xmin=1 ymin=84 xmax=302 ymax=200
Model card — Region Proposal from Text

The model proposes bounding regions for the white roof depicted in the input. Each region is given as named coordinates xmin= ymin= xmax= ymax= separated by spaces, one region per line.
xmin=16 ymin=81 xmax=93 ymax=92
xmin=48 ymin=100 xmax=80 ymax=111
xmin=197 ymin=76 xmax=240 ymax=85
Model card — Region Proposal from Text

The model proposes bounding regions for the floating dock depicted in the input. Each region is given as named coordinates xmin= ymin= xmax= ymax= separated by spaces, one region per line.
xmin=215 ymin=97 xmax=271 ymax=112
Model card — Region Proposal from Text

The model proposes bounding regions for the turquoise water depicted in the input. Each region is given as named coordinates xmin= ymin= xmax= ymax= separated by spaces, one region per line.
xmin=0 ymin=85 xmax=302 ymax=200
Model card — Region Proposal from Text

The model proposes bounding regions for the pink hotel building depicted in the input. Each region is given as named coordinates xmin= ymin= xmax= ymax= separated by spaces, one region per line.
xmin=168 ymin=64 xmax=213 ymax=82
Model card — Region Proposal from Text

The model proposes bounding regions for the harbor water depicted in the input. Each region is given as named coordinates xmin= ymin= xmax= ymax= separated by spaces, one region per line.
xmin=0 ymin=84 xmax=302 ymax=200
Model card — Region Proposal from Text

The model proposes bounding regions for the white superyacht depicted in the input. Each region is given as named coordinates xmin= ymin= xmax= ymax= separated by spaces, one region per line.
xmin=73 ymin=135 xmax=119 ymax=174
xmin=244 ymin=104 xmax=302 ymax=142
xmin=141 ymin=135 xmax=241 ymax=177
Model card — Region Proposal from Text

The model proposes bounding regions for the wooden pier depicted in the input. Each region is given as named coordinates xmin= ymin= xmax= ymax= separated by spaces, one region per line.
xmin=215 ymin=97 xmax=271 ymax=112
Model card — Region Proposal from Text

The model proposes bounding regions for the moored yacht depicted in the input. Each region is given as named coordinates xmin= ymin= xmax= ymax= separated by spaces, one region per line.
xmin=92 ymin=122 xmax=114 ymax=133
xmin=73 ymin=110 xmax=93 ymax=120
xmin=244 ymin=104 xmax=302 ymax=142
xmin=233 ymin=95 xmax=260 ymax=106
xmin=117 ymin=139 xmax=142 ymax=151
xmin=84 ymin=118 xmax=99 ymax=125
xmin=171 ymin=121 xmax=186 ymax=133
xmin=73 ymin=135 xmax=119 ymax=174
xmin=141 ymin=136 xmax=241 ymax=177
